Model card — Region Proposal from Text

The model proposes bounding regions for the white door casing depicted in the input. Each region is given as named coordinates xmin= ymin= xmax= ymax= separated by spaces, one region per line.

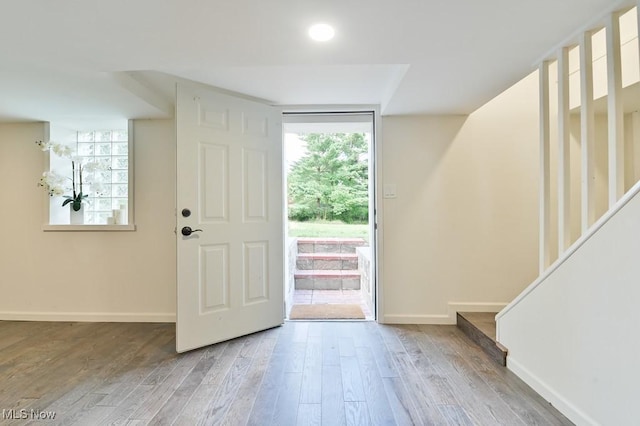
xmin=176 ymin=84 xmax=284 ymax=353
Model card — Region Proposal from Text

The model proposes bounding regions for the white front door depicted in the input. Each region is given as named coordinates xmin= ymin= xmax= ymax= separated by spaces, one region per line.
xmin=176 ymin=83 xmax=284 ymax=353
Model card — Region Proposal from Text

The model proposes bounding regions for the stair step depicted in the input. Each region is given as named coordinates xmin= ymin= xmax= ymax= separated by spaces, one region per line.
xmin=296 ymin=253 xmax=358 ymax=271
xmin=456 ymin=312 xmax=507 ymax=366
xmin=295 ymin=270 xmax=360 ymax=278
xmin=297 ymin=237 xmax=367 ymax=254
xmin=294 ymin=269 xmax=361 ymax=290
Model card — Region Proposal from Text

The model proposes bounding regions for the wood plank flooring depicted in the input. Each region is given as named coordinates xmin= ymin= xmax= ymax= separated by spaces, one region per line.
xmin=0 ymin=321 xmax=572 ymax=425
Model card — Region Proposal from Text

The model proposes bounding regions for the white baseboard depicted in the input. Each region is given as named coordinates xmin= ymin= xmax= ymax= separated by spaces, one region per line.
xmin=448 ymin=302 xmax=506 ymax=313
xmin=0 ymin=311 xmax=176 ymax=323
xmin=381 ymin=302 xmax=508 ymax=325
xmin=507 ymin=356 xmax=598 ymax=426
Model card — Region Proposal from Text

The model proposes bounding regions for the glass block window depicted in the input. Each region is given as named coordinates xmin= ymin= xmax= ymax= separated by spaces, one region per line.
xmin=76 ymin=129 xmax=130 ymax=225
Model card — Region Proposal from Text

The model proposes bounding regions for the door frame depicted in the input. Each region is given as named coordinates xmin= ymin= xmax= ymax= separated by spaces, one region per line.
xmin=280 ymin=105 xmax=384 ymax=322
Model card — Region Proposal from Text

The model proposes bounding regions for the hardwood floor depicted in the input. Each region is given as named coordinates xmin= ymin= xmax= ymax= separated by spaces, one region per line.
xmin=0 ymin=321 xmax=572 ymax=425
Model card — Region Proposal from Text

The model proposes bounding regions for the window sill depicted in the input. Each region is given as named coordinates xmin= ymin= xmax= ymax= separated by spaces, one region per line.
xmin=42 ymin=224 xmax=136 ymax=232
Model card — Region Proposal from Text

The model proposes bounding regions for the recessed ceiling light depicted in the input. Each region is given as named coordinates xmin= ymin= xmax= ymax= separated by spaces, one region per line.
xmin=308 ymin=23 xmax=335 ymax=42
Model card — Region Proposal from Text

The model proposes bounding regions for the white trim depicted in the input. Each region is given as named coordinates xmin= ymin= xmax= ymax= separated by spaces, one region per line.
xmin=607 ymin=11 xmax=625 ymax=207
xmin=580 ymin=30 xmax=596 ymax=233
xmin=448 ymin=302 xmax=507 ymax=314
xmin=383 ymin=302 xmax=508 ymax=325
xmin=282 ymin=112 xmax=374 ymax=123
xmin=557 ymin=48 xmax=571 ymax=254
xmin=539 ymin=61 xmax=552 ymax=273
xmin=0 ymin=311 xmax=176 ymax=323
xmin=280 ymin=104 xmax=380 ymax=113
xmin=507 ymin=356 xmax=599 ymax=426
xmin=373 ymin=107 xmax=383 ymax=323
xmin=127 ymin=119 xmax=136 ymax=227
xmin=497 ymin=177 xmax=640 ymax=320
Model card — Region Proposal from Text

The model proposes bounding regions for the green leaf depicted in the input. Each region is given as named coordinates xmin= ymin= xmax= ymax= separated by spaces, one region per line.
xmin=288 ymin=132 xmax=369 ymax=222
xmin=61 ymin=199 xmax=73 ymax=207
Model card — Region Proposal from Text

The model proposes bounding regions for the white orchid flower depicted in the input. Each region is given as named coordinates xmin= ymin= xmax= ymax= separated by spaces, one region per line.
xmin=38 ymin=170 xmax=68 ymax=196
xmin=35 ymin=137 xmax=122 ymax=212
xmin=35 ymin=140 xmax=51 ymax=151
xmin=50 ymin=143 xmax=74 ymax=159
xmin=50 ymin=186 xmax=65 ymax=196
xmin=38 ymin=140 xmax=75 ymax=159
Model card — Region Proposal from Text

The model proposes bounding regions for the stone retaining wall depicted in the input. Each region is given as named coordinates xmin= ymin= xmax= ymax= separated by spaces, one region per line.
xmin=356 ymin=246 xmax=373 ymax=312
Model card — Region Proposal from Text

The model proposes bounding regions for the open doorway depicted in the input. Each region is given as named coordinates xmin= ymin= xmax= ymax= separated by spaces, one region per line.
xmin=283 ymin=112 xmax=376 ymax=321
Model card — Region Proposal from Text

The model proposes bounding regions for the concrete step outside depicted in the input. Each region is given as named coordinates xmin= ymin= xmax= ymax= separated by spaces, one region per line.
xmin=297 ymin=237 xmax=367 ymax=254
xmin=294 ymin=269 xmax=361 ymax=290
xmin=296 ymin=252 xmax=358 ymax=271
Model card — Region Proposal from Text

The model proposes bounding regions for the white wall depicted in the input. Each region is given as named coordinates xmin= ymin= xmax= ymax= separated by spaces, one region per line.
xmin=0 ymin=71 xmax=542 ymax=325
xmin=497 ymin=181 xmax=640 ymax=426
xmin=380 ymin=71 xmax=540 ymax=323
xmin=0 ymin=119 xmax=176 ymax=321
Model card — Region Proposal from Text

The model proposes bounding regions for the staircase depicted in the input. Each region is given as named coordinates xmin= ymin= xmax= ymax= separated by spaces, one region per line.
xmin=457 ymin=312 xmax=507 ymax=366
xmin=294 ymin=238 xmax=366 ymax=290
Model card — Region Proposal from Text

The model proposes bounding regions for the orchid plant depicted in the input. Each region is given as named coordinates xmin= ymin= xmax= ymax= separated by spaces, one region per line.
xmin=36 ymin=140 xmax=105 ymax=211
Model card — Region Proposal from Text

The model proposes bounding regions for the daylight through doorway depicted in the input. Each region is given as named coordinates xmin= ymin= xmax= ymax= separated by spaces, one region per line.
xmin=283 ymin=112 xmax=375 ymax=321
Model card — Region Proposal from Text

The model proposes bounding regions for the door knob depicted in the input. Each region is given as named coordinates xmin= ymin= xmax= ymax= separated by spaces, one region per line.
xmin=181 ymin=226 xmax=203 ymax=236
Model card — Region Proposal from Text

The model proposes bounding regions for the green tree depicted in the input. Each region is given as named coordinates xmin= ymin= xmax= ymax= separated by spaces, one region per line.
xmin=288 ymin=133 xmax=369 ymax=223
